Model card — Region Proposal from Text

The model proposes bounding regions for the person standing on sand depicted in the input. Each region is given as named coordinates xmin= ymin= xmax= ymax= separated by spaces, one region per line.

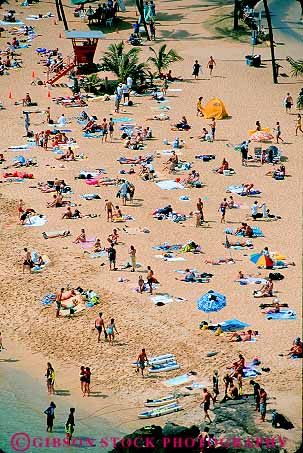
xmin=197 ymin=197 xmax=204 ymax=222
xmin=223 ymin=372 xmax=232 ymax=395
xmin=46 ymin=362 xmax=55 ymax=395
xmin=295 ymin=114 xmax=303 ymax=136
xmin=55 ymin=287 xmax=64 ymax=318
xmin=219 ymin=198 xmax=228 ymax=223
xmin=283 ymin=92 xmax=293 ymax=113
xmin=109 ymin=117 xmax=114 ymax=141
xmin=84 ymin=367 xmax=91 ymax=396
xmin=196 ymin=96 xmax=203 ymax=116
xmin=44 ymin=402 xmax=56 ymax=432
xmin=105 ymin=200 xmax=114 ymax=222
xmin=24 ymin=112 xmax=30 ymax=136
xmin=259 ymin=388 xmax=267 ymax=421
xmin=192 ymin=60 xmax=201 ymax=79
xmin=95 ymin=312 xmax=107 ymax=342
xmin=250 ymin=379 xmax=261 ymax=411
xmin=207 ymin=56 xmax=216 ymax=76
xmin=129 ymin=245 xmax=137 ymax=272
xmin=200 ymin=388 xmax=214 ymax=423
xmin=136 ymin=348 xmax=149 ymax=377
xmin=65 ymin=408 xmax=75 ymax=445
xmin=80 ymin=366 xmax=86 ymax=395
xmin=108 ymin=244 xmax=117 ymax=271
xmin=107 ymin=318 xmax=119 ymax=346
xmin=209 ymin=117 xmax=216 ymax=140
xmin=274 ymin=122 xmax=284 ymax=144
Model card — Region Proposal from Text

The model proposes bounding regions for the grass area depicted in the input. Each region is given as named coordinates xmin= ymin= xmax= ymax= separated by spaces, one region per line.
xmin=203 ymin=6 xmax=252 ymax=43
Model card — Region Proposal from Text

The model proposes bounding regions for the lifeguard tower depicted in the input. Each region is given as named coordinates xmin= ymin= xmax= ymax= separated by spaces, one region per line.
xmin=47 ymin=30 xmax=104 ymax=85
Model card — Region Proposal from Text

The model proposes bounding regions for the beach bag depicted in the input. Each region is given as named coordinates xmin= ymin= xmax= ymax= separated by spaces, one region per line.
xmin=268 ymin=272 xmax=284 ymax=281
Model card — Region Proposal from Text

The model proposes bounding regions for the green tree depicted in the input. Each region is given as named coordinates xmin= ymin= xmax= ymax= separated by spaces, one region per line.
xmin=287 ymin=57 xmax=303 ymax=78
xmin=148 ymin=44 xmax=183 ymax=76
xmin=100 ymin=41 xmax=147 ymax=83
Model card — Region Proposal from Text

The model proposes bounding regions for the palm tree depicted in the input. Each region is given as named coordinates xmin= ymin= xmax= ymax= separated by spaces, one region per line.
xmin=148 ymin=45 xmax=183 ymax=76
xmin=100 ymin=42 xmax=148 ymax=83
xmin=286 ymin=57 xmax=303 ymax=78
xmin=81 ymin=74 xmax=102 ymax=94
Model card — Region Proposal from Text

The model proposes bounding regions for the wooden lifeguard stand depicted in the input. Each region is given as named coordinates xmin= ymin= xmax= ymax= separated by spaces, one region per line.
xmin=47 ymin=30 xmax=104 ymax=85
xmin=65 ymin=30 xmax=104 ymax=65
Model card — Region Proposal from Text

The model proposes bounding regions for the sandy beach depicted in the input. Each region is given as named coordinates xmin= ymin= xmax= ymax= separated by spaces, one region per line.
xmin=0 ymin=0 xmax=302 ymax=451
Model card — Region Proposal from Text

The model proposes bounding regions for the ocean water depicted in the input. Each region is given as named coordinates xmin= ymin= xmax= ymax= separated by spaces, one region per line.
xmin=0 ymin=363 xmax=122 ymax=453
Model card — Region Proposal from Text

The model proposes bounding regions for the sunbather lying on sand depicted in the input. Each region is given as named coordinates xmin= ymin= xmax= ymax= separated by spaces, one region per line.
xmin=42 ymin=230 xmax=70 ymax=239
xmin=229 ymin=330 xmax=258 ymax=342
xmin=261 ymin=301 xmax=280 ymax=313
xmin=224 ymin=239 xmax=253 ymax=248
xmin=145 ymin=114 xmax=170 ymax=121
xmin=205 ymin=258 xmax=235 ymax=265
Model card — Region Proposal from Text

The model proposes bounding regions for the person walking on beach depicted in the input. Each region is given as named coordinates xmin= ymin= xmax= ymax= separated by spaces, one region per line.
xmin=101 ymin=118 xmax=108 ymax=143
xmin=259 ymin=388 xmax=267 ymax=422
xmin=295 ymin=114 xmax=303 ymax=136
xmin=129 ymin=245 xmax=137 ymax=272
xmin=197 ymin=96 xmax=203 ymax=116
xmin=223 ymin=372 xmax=232 ymax=396
xmin=105 ymin=200 xmax=114 ymax=222
xmin=80 ymin=366 xmax=86 ymax=395
xmin=212 ymin=370 xmax=219 ymax=403
xmin=192 ymin=60 xmax=201 ymax=79
xmin=65 ymin=408 xmax=75 ymax=445
xmin=120 ymin=180 xmax=129 ymax=206
xmin=95 ymin=312 xmax=107 ymax=342
xmin=162 ymin=76 xmax=168 ymax=97
xmin=274 ymin=122 xmax=284 ymax=144
xmin=207 ymin=56 xmax=216 ymax=76
xmin=46 ymin=362 xmax=55 ymax=395
xmin=107 ymin=318 xmax=119 ymax=346
xmin=283 ymin=92 xmax=293 ymax=113
xmin=219 ymin=198 xmax=228 ymax=223
xmin=44 ymin=402 xmax=56 ymax=432
xmin=24 ymin=112 xmax=30 ymax=136
xmin=200 ymin=388 xmax=214 ymax=423
xmin=136 ymin=348 xmax=149 ymax=377
xmin=55 ymin=288 xmax=64 ymax=318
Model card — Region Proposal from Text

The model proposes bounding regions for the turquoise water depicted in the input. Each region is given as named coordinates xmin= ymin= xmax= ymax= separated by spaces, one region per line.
xmin=0 ymin=363 xmax=122 ymax=453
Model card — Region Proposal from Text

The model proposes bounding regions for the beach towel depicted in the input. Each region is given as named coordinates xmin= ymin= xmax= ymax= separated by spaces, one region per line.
xmin=80 ymin=194 xmax=101 ymax=200
xmin=112 ymin=117 xmax=133 ymax=123
xmin=153 ymin=243 xmax=183 ymax=251
xmin=164 ymin=373 xmax=197 ymax=387
xmin=79 ymin=238 xmax=96 ymax=249
xmin=266 ymin=310 xmax=296 ymax=320
xmin=86 ymin=251 xmax=107 ymax=258
xmin=154 ymin=254 xmax=186 ymax=262
xmin=217 ymin=319 xmax=250 ymax=332
xmin=41 ymin=294 xmax=56 ymax=305
xmin=24 ymin=215 xmax=47 ymax=227
xmin=8 ymin=144 xmax=34 ymax=150
xmin=151 ymin=294 xmax=173 ymax=305
xmin=236 ymin=277 xmax=267 ymax=285
xmin=195 ymin=155 xmax=216 ymax=161
xmin=155 ymin=180 xmax=185 ymax=190
xmin=226 ymin=185 xmax=261 ymax=196
xmin=0 ymin=20 xmax=24 ymax=25
xmin=243 ymin=367 xmax=261 ymax=378
xmin=32 ymin=255 xmax=50 ymax=272
xmin=83 ymin=132 xmax=103 ymax=138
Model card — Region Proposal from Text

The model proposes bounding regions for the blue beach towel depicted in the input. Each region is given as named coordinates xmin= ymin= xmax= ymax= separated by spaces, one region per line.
xmin=112 ymin=117 xmax=133 ymax=123
xmin=41 ymin=294 xmax=56 ymax=305
xmin=266 ymin=310 xmax=296 ymax=320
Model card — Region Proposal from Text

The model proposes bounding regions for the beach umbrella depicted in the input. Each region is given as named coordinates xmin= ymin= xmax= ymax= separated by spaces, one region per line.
xmin=197 ymin=290 xmax=226 ymax=321
xmin=250 ymin=253 xmax=273 ymax=268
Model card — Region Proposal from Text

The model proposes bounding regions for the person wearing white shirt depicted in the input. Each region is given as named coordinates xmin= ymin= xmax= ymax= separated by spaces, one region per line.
xmin=126 ymin=76 xmax=133 ymax=90
xmin=116 ymin=83 xmax=123 ymax=97
xmin=57 ymin=114 xmax=66 ymax=126
xmin=251 ymin=201 xmax=263 ymax=220
xmin=122 ymin=83 xmax=129 ymax=102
